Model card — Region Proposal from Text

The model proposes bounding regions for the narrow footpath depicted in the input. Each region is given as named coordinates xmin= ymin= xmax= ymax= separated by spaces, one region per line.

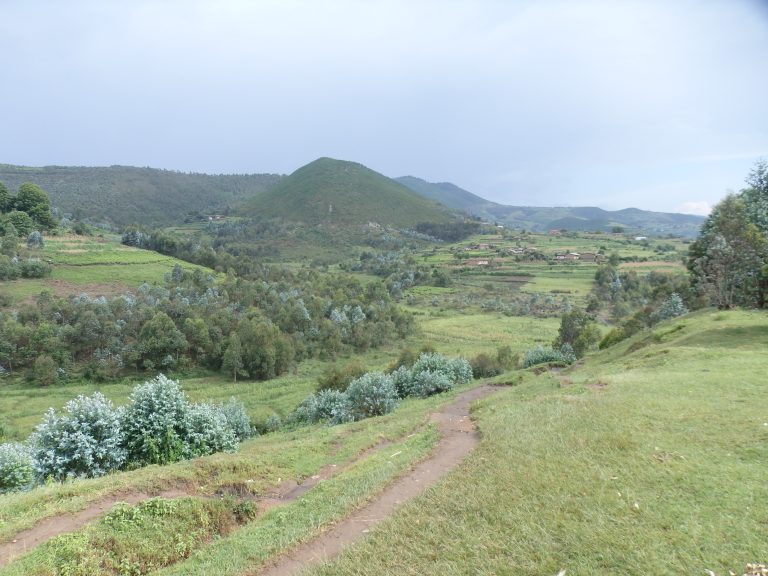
xmin=257 ymin=384 xmax=498 ymax=576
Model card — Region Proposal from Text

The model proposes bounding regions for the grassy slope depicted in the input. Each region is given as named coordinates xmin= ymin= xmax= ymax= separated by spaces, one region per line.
xmin=0 ymin=164 xmax=281 ymax=227
xmin=0 ymin=233 xmax=212 ymax=304
xmin=308 ymin=309 xmax=768 ymax=575
xmin=246 ymin=158 xmax=455 ymax=227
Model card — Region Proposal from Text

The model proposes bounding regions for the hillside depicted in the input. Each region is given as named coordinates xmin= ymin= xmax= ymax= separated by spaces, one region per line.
xmin=0 ymin=165 xmax=281 ymax=228
xmin=244 ymin=158 xmax=456 ymax=227
xmin=395 ymin=176 xmax=496 ymax=213
xmin=308 ymin=310 xmax=768 ymax=575
xmin=0 ymin=163 xmax=704 ymax=235
xmin=3 ymin=309 xmax=765 ymax=575
xmin=397 ymin=176 xmax=705 ymax=237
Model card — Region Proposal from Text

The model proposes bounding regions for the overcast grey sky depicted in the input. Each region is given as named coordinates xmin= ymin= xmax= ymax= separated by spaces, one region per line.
xmin=1 ymin=0 xmax=767 ymax=214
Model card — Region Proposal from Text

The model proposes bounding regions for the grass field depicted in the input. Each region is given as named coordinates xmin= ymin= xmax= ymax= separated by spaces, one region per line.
xmin=5 ymin=310 xmax=762 ymax=575
xmin=4 ymin=227 xmax=763 ymax=575
xmin=304 ymin=309 xmax=768 ymax=576
xmin=0 ymin=234 xmax=210 ymax=303
xmin=0 ymin=312 xmax=555 ymax=442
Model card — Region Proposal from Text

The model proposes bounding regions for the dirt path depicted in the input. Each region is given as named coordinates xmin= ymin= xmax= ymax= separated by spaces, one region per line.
xmin=257 ymin=384 xmax=498 ymax=576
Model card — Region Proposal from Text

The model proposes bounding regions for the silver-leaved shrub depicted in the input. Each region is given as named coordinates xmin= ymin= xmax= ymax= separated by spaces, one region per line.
xmin=121 ymin=374 xmax=191 ymax=466
xmin=0 ymin=442 xmax=35 ymax=493
xmin=31 ymin=392 xmax=125 ymax=480
xmin=184 ymin=403 xmax=238 ymax=458
xmin=346 ymin=372 xmax=399 ymax=420
xmin=220 ymin=397 xmax=254 ymax=441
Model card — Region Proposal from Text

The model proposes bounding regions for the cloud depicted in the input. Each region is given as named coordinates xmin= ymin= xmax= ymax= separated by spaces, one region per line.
xmin=676 ymin=201 xmax=712 ymax=216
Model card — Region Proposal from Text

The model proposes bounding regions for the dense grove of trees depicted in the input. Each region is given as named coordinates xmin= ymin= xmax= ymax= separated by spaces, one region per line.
xmin=0 ymin=264 xmax=413 ymax=383
xmin=414 ymin=220 xmax=481 ymax=241
xmin=0 ymin=182 xmax=56 ymax=233
xmin=688 ymin=161 xmax=768 ymax=308
xmin=0 ymin=182 xmax=54 ymax=281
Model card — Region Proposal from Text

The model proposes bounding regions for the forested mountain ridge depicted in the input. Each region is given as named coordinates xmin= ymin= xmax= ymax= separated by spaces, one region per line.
xmin=397 ymin=176 xmax=705 ymax=237
xmin=243 ymin=158 xmax=457 ymax=227
xmin=0 ymin=161 xmax=704 ymax=236
xmin=0 ymin=164 xmax=282 ymax=227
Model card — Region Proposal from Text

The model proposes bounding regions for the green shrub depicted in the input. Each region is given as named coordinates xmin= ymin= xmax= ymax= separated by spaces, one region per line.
xmin=27 ymin=355 xmax=59 ymax=386
xmin=316 ymin=360 xmax=366 ymax=392
xmin=495 ymin=345 xmax=517 ymax=369
xmin=220 ymin=398 xmax=253 ymax=441
xmin=184 ymin=403 xmax=238 ymax=458
xmin=387 ymin=343 xmax=437 ymax=371
xmin=599 ymin=327 xmax=627 ymax=349
xmin=121 ymin=374 xmax=190 ymax=466
xmin=346 ymin=372 xmax=399 ymax=420
xmin=0 ymin=442 xmax=35 ymax=493
xmin=470 ymin=353 xmax=503 ymax=378
xmin=19 ymin=258 xmax=52 ymax=278
xmin=522 ymin=346 xmax=576 ymax=368
xmin=31 ymin=392 xmax=126 ymax=480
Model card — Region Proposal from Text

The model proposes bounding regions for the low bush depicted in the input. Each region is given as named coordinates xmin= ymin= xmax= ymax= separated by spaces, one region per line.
xmin=522 ymin=345 xmax=577 ymax=368
xmin=316 ymin=360 xmax=367 ymax=392
xmin=0 ymin=442 xmax=35 ymax=494
xmin=31 ymin=392 xmax=126 ymax=481
xmin=346 ymin=372 xmax=399 ymax=420
xmin=121 ymin=374 xmax=190 ymax=466
xmin=184 ymin=403 xmax=238 ymax=458
xmin=388 ymin=343 xmax=437 ymax=372
xmin=470 ymin=353 xmax=503 ymax=378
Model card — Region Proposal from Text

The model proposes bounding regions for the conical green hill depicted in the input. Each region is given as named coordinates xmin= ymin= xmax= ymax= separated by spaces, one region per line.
xmin=245 ymin=158 xmax=455 ymax=227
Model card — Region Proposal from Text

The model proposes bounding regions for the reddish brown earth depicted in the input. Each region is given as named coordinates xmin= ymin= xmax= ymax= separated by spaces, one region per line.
xmin=256 ymin=384 xmax=498 ymax=576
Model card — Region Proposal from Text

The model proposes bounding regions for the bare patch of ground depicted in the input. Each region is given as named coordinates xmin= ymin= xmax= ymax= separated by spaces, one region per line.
xmin=44 ymin=279 xmax=132 ymax=298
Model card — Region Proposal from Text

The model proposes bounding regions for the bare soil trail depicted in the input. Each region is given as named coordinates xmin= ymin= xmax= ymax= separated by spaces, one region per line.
xmin=256 ymin=384 xmax=499 ymax=576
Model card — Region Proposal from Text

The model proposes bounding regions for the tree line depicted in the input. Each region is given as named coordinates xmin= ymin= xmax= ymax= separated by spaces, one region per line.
xmin=0 ymin=263 xmax=413 ymax=384
xmin=687 ymin=161 xmax=768 ymax=309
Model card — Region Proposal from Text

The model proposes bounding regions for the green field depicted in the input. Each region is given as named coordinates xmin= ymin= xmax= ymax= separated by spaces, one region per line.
xmin=1 ymin=234 xmax=211 ymax=303
xmin=3 ymin=310 xmax=764 ymax=575
xmin=3 ymin=226 xmax=764 ymax=575
xmin=306 ymin=310 xmax=768 ymax=576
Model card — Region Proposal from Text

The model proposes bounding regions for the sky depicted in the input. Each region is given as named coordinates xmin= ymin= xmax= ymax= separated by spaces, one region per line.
xmin=1 ymin=0 xmax=767 ymax=215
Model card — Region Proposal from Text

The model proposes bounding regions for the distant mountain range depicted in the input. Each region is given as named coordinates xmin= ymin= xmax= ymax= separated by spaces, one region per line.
xmin=0 ymin=160 xmax=705 ymax=236
xmin=396 ymin=176 xmax=705 ymax=237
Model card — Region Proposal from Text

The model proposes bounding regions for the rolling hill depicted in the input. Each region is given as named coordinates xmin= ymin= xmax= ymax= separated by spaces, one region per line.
xmin=397 ymin=176 xmax=705 ymax=237
xmin=0 ymin=164 xmax=281 ymax=228
xmin=244 ymin=158 xmax=456 ymax=227
xmin=0 ymin=162 xmax=704 ymax=236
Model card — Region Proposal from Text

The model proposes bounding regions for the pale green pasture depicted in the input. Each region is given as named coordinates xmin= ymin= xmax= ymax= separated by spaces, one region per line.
xmin=309 ymin=310 xmax=768 ymax=576
xmin=415 ymin=312 xmax=559 ymax=357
